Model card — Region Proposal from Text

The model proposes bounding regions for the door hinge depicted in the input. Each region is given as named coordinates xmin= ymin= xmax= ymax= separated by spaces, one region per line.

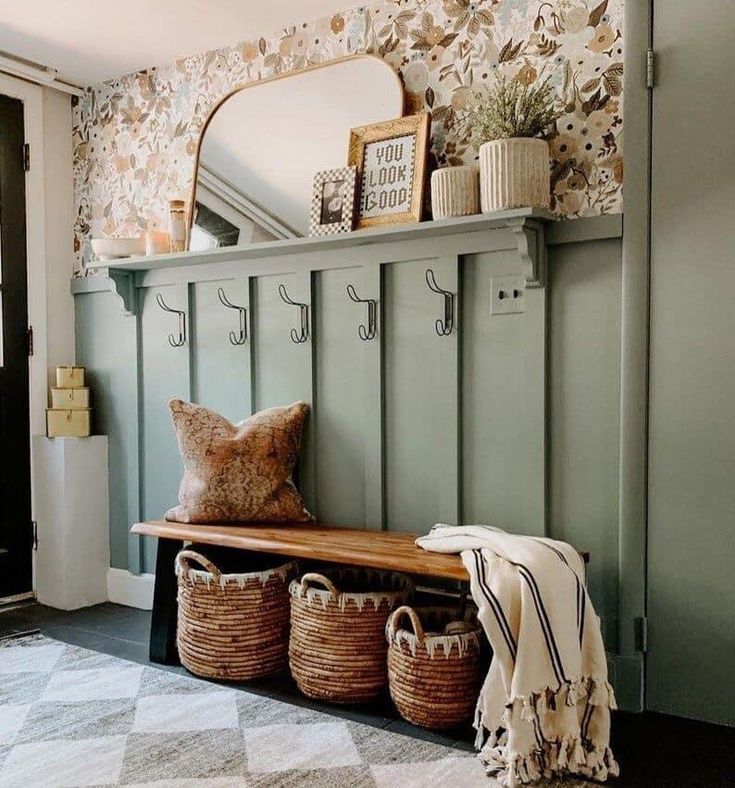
xmin=31 ymin=521 xmax=38 ymax=551
xmin=634 ymin=616 xmax=648 ymax=653
xmin=27 ymin=325 xmax=34 ymax=356
xmin=23 ymin=143 xmax=30 ymax=172
xmin=646 ymin=49 xmax=655 ymax=89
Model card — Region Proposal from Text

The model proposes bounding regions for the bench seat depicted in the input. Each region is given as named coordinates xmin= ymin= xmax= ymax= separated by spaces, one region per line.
xmin=132 ymin=519 xmax=589 ymax=665
xmin=131 ymin=520 xmax=470 ymax=580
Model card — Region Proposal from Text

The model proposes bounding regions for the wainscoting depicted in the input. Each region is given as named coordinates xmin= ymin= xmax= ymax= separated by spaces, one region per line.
xmin=72 ymin=212 xmax=626 ymax=691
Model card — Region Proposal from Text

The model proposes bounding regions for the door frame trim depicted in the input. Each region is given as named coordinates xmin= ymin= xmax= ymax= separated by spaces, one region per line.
xmin=616 ymin=0 xmax=653 ymax=711
xmin=0 ymin=73 xmax=49 ymax=596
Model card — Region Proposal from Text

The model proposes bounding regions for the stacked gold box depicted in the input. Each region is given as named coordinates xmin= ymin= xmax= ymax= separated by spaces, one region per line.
xmin=46 ymin=366 xmax=91 ymax=437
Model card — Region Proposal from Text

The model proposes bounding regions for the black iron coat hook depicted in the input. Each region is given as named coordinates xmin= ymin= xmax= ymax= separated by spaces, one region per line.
xmin=217 ymin=287 xmax=247 ymax=346
xmin=424 ymin=268 xmax=455 ymax=336
xmin=278 ymin=283 xmax=309 ymax=344
xmin=155 ymin=293 xmax=187 ymax=347
xmin=346 ymin=284 xmax=377 ymax=341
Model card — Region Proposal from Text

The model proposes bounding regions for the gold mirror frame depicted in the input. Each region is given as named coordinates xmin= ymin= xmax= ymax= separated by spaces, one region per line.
xmin=186 ymin=54 xmax=405 ymax=247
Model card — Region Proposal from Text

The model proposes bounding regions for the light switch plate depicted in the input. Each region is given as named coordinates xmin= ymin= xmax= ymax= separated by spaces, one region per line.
xmin=491 ymin=276 xmax=525 ymax=315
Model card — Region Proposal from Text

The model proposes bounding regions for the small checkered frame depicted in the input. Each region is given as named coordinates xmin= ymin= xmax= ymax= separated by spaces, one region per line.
xmin=309 ymin=166 xmax=358 ymax=237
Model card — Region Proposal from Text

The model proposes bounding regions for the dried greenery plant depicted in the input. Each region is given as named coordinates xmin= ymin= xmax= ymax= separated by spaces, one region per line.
xmin=463 ymin=75 xmax=563 ymax=148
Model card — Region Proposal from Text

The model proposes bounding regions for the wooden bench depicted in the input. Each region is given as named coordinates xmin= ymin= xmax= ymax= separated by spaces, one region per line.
xmin=131 ymin=519 xmax=588 ymax=665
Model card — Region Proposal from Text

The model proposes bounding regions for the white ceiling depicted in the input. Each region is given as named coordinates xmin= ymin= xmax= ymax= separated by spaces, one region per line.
xmin=0 ymin=0 xmax=367 ymax=85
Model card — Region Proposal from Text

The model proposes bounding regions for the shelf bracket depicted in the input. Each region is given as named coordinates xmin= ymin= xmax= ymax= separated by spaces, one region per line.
xmin=105 ymin=269 xmax=138 ymax=316
xmin=508 ymin=218 xmax=547 ymax=289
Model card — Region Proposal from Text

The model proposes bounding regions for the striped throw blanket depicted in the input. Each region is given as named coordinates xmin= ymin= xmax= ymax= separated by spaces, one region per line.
xmin=417 ymin=524 xmax=619 ymax=786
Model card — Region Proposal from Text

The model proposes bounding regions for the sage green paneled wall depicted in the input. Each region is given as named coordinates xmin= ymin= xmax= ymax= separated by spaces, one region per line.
xmin=548 ymin=239 xmax=622 ymax=639
xmin=74 ymin=294 xmax=139 ymax=572
xmin=191 ymin=279 xmax=252 ymax=421
xmin=384 ymin=257 xmax=460 ymax=533
xmin=314 ymin=266 xmax=381 ymax=529
xmin=74 ymin=232 xmax=623 ymax=642
xmin=139 ymin=285 xmax=190 ymax=571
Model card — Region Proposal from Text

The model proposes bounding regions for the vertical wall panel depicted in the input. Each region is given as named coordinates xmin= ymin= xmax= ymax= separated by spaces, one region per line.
xmin=191 ymin=278 xmax=251 ymax=421
xmin=383 ymin=257 xmax=459 ymax=534
xmin=462 ymin=250 xmax=545 ymax=534
xmin=140 ymin=284 xmax=191 ymax=572
xmin=75 ymin=289 xmax=139 ymax=571
xmin=252 ymin=272 xmax=315 ymax=511
xmin=548 ymin=239 xmax=621 ymax=628
xmin=314 ymin=266 xmax=381 ymax=528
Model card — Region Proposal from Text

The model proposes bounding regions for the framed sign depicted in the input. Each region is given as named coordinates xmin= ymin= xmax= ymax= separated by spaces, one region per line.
xmin=308 ymin=166 xmax=358 ymax=236
xmin=348 ymin=113 xmax=431 ymax=230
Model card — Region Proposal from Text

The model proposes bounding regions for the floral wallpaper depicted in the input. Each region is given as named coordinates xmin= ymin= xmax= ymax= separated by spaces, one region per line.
xmin=72 ymin=0 xmax=624 ymax=270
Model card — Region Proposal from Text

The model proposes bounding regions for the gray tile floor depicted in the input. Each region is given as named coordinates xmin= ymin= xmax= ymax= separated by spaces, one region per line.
xmin=2 ymin=602 xmax=735 ymax=787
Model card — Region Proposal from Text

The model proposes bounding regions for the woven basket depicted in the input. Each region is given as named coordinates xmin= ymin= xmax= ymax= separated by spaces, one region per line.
xmin=386 ymin=605 xmax=484 ymax=729
xmin=176 ymin=549 xmax=297 ymax=681
xmin=289 ymin=568 xmax=413 ymax=704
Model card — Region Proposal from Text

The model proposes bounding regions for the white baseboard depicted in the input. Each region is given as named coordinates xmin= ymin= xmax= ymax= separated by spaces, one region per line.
xmin=106 ymin=568 xmax=155 ymax=610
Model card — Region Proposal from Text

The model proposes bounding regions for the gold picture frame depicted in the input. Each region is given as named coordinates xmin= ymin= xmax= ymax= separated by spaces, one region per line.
xmin=348 ymin=112 xmax=431 ymax=230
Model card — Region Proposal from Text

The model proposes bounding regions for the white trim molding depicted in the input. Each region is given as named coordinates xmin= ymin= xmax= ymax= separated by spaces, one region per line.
xmin=0 ymin=73 xmax=47 ymax=439
xmin=0 ymin=52 xmax=84 ymax=96
xmin=107 ymin=568 xmax=155 ymax=610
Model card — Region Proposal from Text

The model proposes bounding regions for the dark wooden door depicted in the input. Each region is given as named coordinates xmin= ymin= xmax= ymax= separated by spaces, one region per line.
xmin=0 ymin=94 xmax=32 ymax=598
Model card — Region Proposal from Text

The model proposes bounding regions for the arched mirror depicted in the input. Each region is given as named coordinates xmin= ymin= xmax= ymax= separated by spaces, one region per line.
xmin=189 ymin=55 xmax=404 ymax=250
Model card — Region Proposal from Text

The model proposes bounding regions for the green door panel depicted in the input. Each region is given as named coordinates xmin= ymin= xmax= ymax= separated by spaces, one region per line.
xmin=647 ymin=0 xmax=735 ymax=725
xmin=191 ymin=279 xmax=251 ymax=422
xmin=383 ymin=257 xmax=459 ymax=534
xmin=140 ymin=284 xmax=191 ymax=572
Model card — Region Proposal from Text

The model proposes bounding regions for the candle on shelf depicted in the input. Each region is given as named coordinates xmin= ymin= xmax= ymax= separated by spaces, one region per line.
xmin=168 ymin=200 xmax=187 ymax=253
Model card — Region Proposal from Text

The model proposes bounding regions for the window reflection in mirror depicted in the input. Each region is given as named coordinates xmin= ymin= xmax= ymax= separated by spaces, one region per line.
xmin=190 ymin=203 xmax=240 ymax=251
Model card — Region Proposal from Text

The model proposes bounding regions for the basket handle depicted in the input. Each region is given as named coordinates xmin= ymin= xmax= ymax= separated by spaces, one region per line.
xmin=389 ymin=605 xmax=425 ymax=644
xmin=299 ymin=572 xmax=339 ymax=598
xmin=175 ymin=549 xmax=222 ymax=581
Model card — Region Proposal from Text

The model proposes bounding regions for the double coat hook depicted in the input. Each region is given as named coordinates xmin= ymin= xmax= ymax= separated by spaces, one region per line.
xmin=278 ymin=283 xmax=309 ymax=344
xmin=217 ymin=287 xmax=247 ymax=346
xmin=156 ymin=293 xmax=187 ymax=347
xmin=425 ymin=268 xmax=455 ymax=336
xmin=346 ymin=284 xmax=377 ymax=341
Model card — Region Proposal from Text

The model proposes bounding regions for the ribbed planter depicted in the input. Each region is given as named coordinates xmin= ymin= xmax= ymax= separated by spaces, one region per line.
xmin=479 ymin=138 xmax=550 ymax=212
xmin=431 ymin=166 xmax=480 ymax=220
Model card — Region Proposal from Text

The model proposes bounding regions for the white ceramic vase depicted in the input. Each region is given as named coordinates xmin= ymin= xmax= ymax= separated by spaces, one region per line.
xmin=431 ymin=165 xmax=480 ymax=220
xmin=478 ymin=137 xmax=550 ymax=212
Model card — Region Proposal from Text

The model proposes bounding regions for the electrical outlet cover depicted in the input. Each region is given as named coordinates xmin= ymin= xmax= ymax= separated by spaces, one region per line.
xmin=491 ymin=276 xmax=525 ymax=315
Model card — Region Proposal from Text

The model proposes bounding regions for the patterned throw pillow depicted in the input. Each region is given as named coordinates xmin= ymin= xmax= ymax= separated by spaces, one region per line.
xmin=165 ymin=399 xmax=313 ymax=524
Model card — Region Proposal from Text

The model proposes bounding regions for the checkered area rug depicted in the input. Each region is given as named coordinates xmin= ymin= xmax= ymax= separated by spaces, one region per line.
xmin=0 ymin=634 xmax=492 ymax=787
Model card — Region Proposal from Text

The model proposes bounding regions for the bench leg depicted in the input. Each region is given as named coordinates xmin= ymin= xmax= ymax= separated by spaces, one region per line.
xmin=149 ymin=538 xmax=183 ymax=665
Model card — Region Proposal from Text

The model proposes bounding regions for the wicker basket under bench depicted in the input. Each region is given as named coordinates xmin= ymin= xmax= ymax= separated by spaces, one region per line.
xmin=130 ymin=519 xmax=588 ymax=665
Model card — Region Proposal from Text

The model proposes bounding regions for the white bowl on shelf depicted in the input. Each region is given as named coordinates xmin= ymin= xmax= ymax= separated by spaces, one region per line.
xmin=91 ymin=237 xmax=145 ymax=260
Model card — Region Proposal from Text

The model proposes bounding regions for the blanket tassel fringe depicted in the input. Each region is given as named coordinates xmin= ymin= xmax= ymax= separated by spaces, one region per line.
xmin=475 ymin=677 xmax=620 ymax=786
